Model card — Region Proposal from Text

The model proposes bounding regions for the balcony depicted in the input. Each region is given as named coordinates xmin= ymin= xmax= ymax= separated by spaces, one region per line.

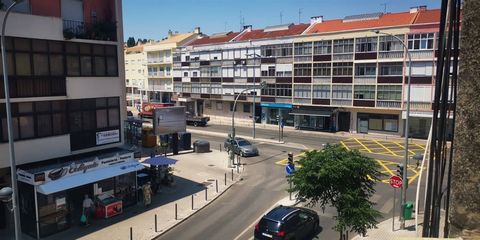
xmin=147 ymin=84 xmax=172 ymax=92
xmin=331 ymin=99 xmax=352 ymax=106
xmin=147 ymin=58 xmax=171 ymax=64
xmin=376 ymin=101 xmax=401 ymax=108
xmin=332 ymin=53 xmax=353 ymax=61
xmin=354 ymin=76 xmax=376 ymax=84
xmin=378 ymin=51 xmax=404 ymax=59
xmin=410 ymin=50 xmax=434 ymax=59
xmin=63 ymin=19 xmax=117 ymax=41
xmin=148 ymin=72 xmax=170 ymax=78
xmin=409 ymin=102 xmax=432 ymax=110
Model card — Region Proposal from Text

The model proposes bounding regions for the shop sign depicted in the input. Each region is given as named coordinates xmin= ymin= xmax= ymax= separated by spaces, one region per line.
xmin=260 ymin=103 xmax=292 ymax=109
xmin=18 ymin=152 xmax=134 ymax=185
xmin=96 ymin=129 xmax=120 ymax=145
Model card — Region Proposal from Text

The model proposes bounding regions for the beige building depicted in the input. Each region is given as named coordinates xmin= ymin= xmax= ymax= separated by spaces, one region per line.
xmin=125 ymin=44 xmax=147 ymax=107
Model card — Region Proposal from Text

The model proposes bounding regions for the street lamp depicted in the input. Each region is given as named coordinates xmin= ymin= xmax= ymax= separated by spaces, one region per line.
xmin=246 ymin=52 xmax=261 ymax=139
xmin=2 ymin=1 xmax=24 ymax=239
xmin=372 ymin=29 xmax=412 ymax=230
xmin=229 ymin=82 xmax=266 ymax=167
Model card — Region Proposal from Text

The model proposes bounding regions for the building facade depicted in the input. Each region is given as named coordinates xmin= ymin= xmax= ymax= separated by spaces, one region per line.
xmin=125 ymin=44 xmax=147 ymax=107
xmin=0 ymin=1 xmax=142 ymax=238
xmin=172 ymin=6 xmax=443 ymax=138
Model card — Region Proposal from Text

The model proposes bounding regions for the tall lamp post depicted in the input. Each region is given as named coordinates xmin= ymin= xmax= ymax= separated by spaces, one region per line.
xmin=229 ymin=82 xmax=266 ymax=167
xmin=246 ymin=52 xmax=261 ymax=139
xmin=373 ymin=30 xmax=412 ymax=229
xmin=2 ymin=1 xmax=24 ymax=239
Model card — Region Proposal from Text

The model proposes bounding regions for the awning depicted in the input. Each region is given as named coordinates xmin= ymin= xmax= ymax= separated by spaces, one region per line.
xmin=37 ymin=161 xmax=144 ymax=195
xmin=289 ymin=107 xmax=333 ymax=117
xmin=142 ymin=156 xmax=178 ymax=166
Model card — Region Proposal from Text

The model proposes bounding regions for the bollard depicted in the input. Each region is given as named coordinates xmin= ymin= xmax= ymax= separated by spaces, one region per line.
xmin=191 ymin=194 xmax=194 ymax=210
xmin=220 ymin=144 xmax=222 ymax=152
xmin=154 ymin=214 xmax=157 ymax=232
xmin=175 ymin=203 xmax=178 ymax=220
xmin=237 ymin=164 xmax=239 ymax=173
xmin=224 ymin=173 xmax=227 ymax=185
xmin=216 ymin=179 xmax=218 ymax=193
xmin=130 ymin=227 xmax=133 ymax=240
xmin=231 ymin=169 xmax=234 ymax=181
xmin=205 ymin=188 xmax=208 ymax=201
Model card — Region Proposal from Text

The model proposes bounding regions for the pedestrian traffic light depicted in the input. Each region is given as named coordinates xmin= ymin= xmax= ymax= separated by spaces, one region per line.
xmin=396 ymin=164 xmax=404 ymax=177
xmin=288 ymin=152 xmax=294 ymax=165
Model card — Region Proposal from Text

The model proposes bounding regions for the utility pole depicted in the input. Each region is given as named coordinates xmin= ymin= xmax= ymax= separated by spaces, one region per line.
xmin=298 ymin=8 xmax=302 ymax=24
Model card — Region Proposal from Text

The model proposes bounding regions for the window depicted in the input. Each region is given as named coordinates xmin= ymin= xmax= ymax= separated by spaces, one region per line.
xmin=313 ymin=63 xmax=331 ymax=76
xmin=354 ymin=85 xmax=375 ymax=99
xmin=201 ymin=83 xmax=210 ymax=93
xmin=379 ymin=35 xmax=404 ymax=51
xmin=332 ymin=62 xmax=353 ymax=76
xmin=377 ymin=85 xmax=402 ymax=101
xmin=356 ymin=37 xmax=377 ymax=52
xmin=313 ymin=40 xmax=332 ymax=55
xmin=211 ymin=83 xmax=222 ymax=94
xmin=355 ymin=64 xmax=376 ymax=76
xmin=294 ymin=64 xmax=312 ymax=76
xmin=191 ymin=83 xmax=201 ymax=93
xmin=262 ymin=66 xmax=276 ymax=77
xmin=379 ymin=63 xmax=403 ymax=76
xmin=229 ymin=102 xmax=237 ymax=112
xmin=408 ymin=33 xmax=435 ymax=50
xmin=261 ymin=44 xmax=293 ymax=57
xmin=182 ymin=83 xmax=191 ymax=93
xmin=216 ymin=102 xmax=223 ymax=110
xmin=333 ymin=39 xmax=354 ymax=53
xmin=359 ymin=113 xmax=398 ymax=132
xmin=294 ymin=42 xmax=313 ymax=55
xmin=183 ymin=72 xmax=188 ymax=77
xmin=313 ymin=85 xmax=330 ymax=98
xmin=261 ymin=84 xmax=276 ymax=96
xmin=243 ymin=103 xmax=251 ymax=113
xmin=294 ymin=85 xmax=311 ymax=98
xmin=276 ymin=84 xmax=292 ymax=97
xmin=332 ymin=85 xmax=352 ymax=99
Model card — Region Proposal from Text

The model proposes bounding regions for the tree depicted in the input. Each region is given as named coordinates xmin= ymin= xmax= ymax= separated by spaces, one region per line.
xmin=126 ymin=37 xmax=136 ymax=47
xmin=289 ymin=144 xmax=383 ymax=237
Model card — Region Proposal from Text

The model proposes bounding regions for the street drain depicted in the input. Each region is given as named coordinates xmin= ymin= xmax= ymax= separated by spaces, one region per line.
xmin=208 ymin=164 xmax=215 ymax=167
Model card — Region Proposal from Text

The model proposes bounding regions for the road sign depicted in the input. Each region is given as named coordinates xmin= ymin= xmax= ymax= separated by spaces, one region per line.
xmin=389 ymin=176 xmax=403 ymax=188
xmin=286 ymin=163 xmax=295 ymax=175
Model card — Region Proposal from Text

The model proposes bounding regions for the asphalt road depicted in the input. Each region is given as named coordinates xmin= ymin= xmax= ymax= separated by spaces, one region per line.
xmin=156 ymin=132 xmax=301 ymax=240
xmin=157 ymin=125 xmax=425 ymax=240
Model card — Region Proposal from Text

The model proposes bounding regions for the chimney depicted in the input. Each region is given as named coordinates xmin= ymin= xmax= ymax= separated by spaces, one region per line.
xmin=410 ymin=5 xmax=427 ymax=13
xmin=194 ymin=27 xmax=201 ymax=34
xmin=168 ymin=30 xmax=173 ymax=37
xmin=243 ymin=25 xmax=252 ymax=32
xmin=310 ymin=16 xmax=323 ymax=25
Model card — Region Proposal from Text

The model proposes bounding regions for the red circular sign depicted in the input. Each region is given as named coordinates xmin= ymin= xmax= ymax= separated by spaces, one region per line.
xmin=389 ymin=176 xmax=403 ymax=188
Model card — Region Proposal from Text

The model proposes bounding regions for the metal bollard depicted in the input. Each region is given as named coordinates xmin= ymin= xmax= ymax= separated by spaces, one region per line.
xmin=175 ymin=203 xmax=178 ymax=220
xmin=220 ymin=144 xmax=222 ymax=152
xmin=237 ymin=164 xmax=239 ymax=173
xmin=205 ymin=188 xmax=208 ymax=201
xmin=216 ymin=179 xmax=218 ymax=193
xmin=130 ymin=227 xmax=133 ymax=240
xmin=155 ymin=214 xmax=157 ymax=232
xmin=231 ymin=169 xmax=234 ymax=181
xmin=191 ymin=194 xmax=194 ymax=210
xmin=224 ymin=173 xmax=227 ymax=185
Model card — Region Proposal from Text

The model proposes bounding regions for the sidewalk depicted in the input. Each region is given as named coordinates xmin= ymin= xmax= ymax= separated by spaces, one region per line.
xmin=13 ymin=149 xmax=242 ymax=240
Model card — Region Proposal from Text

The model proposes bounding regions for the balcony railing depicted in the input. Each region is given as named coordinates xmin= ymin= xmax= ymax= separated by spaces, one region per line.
xmin=376 ymin=100 xmax=401 ymax=108
xmin=63 ymin=19 xmax=117 ymax=41
xmin=332 ymin=53 xmax=353 ymax=61
xmin=409 ymin=102 xmax=432 ymax=110
xmin=410 ymin=50 xmax=434 ymax=59
xmin=354 ymin=76 xmax=376 ymax=84
xmin=147 ymin=58 xmax=171 ymax=64
xmin=331 ymin=99 xmax=352 ymax=106
xmin=378 ymin=51 xmax=404 ymax=59
xmin=148 ymin=72 xmax=170 ymax=77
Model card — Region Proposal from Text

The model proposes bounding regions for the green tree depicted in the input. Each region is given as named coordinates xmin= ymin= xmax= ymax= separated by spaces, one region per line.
xmin=289 ymin=144 xmax=383 ymax=237
xmin=126 ymin=37 xmax=136 ymax=47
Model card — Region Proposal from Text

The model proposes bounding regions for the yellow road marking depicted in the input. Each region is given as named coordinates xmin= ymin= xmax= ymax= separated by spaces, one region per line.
xmin=376 ymin=160 xmax=396 ymax=176
xmin=353 ymin=138 xmax=373 ymax=153
xmin=340 ymin=141 xmax=350 ymax=150
xmin=373 ymin=140 xmax=399 ymax=156
xmin=413 ymin=143 xmax=426 ymax=150
xmin=393 ymin=142 xmax=416 ymax=155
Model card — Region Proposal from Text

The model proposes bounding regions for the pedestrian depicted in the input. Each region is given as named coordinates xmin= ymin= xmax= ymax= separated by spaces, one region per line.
xmin=82 ymin=194 xmax=94 ymax=226
xmin=142 ymin=182 xmax=153 ymax=207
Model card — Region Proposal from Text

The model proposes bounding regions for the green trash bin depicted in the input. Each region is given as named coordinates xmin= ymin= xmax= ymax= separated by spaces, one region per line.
xmin=403 ymin=201 xmax=414 ymax=220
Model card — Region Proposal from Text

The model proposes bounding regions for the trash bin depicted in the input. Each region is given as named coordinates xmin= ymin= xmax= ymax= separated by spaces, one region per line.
xmin=403 ymin=201 xmax=414 ymax=220
xmin=193 ymin=140 xmax=210 ymax=153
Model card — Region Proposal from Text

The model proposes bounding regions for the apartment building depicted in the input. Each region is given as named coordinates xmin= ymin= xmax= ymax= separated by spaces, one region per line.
xmin=125 ymin=44 xmax=147 ymax=107
xmin=0 ymin=1 xmax=143 ymax=238
xmin=172 ymin=6 xmax=445 ymax=138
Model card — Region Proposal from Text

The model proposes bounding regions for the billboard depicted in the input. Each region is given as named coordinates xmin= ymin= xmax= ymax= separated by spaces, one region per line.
xmin=153 ymin=106 xmax=186 ymax=135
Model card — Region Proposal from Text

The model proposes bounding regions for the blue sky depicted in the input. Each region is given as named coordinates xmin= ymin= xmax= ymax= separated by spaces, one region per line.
xmin=122 ymin=0 xmax=441 ymax=41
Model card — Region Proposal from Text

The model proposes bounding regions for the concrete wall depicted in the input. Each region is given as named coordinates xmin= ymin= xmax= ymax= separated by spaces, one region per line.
xmin=0 ymin=11 xmax=63 ymax=40
xmin=203 ymin=101 xmax=253 ymax=126
xmin=67 ymin=77 xmax=123 ymax=99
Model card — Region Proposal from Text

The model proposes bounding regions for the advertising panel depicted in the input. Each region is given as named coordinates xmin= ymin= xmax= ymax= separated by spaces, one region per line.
xmin=153 ymin=106 xmax=187 ymax=135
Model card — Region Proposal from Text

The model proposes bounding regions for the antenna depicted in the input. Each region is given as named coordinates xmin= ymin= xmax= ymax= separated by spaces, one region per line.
xmin=381 ymin=3 xmax=387 ymax=13
xmin=280 ymin=11 xmax=283 ymax=24
xmin=298 ymin=8 xmax=302 ymax=24
xmin=224 ymin=22 xmax=227 ymax=32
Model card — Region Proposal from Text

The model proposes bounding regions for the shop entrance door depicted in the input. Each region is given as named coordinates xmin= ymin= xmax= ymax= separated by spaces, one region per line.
xmin=67 ymin=184 xmax=93 ymax=225
xmin=358 ymin=118 xmax=369 ymax=134
xmin=338 ymin=112 xmax=351 ymax=132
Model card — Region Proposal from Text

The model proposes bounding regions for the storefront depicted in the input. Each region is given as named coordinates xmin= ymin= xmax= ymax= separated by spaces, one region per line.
xmin=260 ymin=103 xmax=294 ymax=126
xmin=17 ymin=150 xmax=144 ymax=239
xmin=357 ymin=113 xmax=400 ymax=134
xmin=291 ymin=106 xmax=335 ymax=131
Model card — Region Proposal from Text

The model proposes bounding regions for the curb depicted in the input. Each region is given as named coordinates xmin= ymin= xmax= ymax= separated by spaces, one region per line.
xmin=152 ymin=169 xmax=244 ymax=239
xmin=187 ymin=128 xmax=285 ymax=145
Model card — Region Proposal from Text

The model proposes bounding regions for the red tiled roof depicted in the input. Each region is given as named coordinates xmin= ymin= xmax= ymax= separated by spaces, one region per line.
xmin=188 ymin=32 xmax=241 ymax=46
xmin=235 ymin=24 xmax=310 ymax=41
xmin=413 ymin=9 xmax=441 ymax=24
xmin=307 ymin=11 xmax=418 ymax=34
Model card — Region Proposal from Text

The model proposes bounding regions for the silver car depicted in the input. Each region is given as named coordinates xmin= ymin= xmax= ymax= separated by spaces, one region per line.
xmin=224 ymin=137 xmax=259 ymax=157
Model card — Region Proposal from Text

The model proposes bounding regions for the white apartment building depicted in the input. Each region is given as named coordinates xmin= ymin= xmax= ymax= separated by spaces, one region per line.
xmin=125 ymin=44 xmax=147 ymax=107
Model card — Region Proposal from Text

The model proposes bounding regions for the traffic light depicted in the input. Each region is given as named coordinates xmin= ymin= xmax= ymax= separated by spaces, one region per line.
xmin=396 ymin=164 xmax=404 ymax=177
xmin=287 ymin=152 xmax=294 ymax=165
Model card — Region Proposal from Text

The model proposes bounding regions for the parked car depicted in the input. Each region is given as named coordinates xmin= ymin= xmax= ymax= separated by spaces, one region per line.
xmin=186 ymin=112 xmax=210 ymax=127
xmin=223 ymin=137 xmax=259 ymax=157
xmin=254 ymin=206 xmax=320 ymax=240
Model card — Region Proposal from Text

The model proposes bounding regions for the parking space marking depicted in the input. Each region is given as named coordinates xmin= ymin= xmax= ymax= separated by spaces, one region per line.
xmin=376 ymin=160 xmax=396 ymax=176
xmin=340 ymin=141 xmax=350 ymax=150
xmin=373 ymin=140 xmax=400 ymax=157
xmin=353 ymin=138 xmax=373 ymax=153
xmin=413 ymin=143 xmax=426 ymax=150
xmin=393 ymin=142 xmax=416 ymax=155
